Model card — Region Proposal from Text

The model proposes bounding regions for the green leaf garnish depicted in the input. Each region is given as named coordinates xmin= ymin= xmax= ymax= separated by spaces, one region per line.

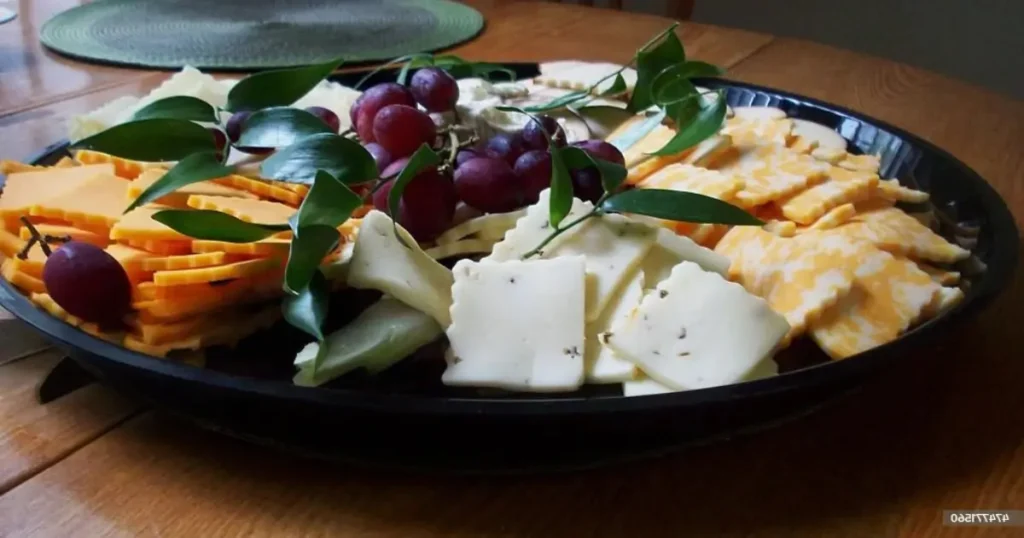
xmin=561 ymin=146 xmax=627 ymax=194
xmin=151 ymin=209 xmax=289 ymax=243
xmin=284 ymin=224 xmax=340 ymax=294
xmin=291 ymin=170 xmax=363 ymax=230
xmin=236 ymin=107 xmax=333 ymax=149
xmin=261 ymin=133 xmax=378 ymax=185
xmin=131 ymin=96 xmax=219 ymax=123
xmin=628 ymin=28 xmax=685 ymax=113
xmin=599 ymin=73 xmax=628 ymax=97
xmin=71 ymin=119 xmax=217 ymax=161
xmin=547 ymin=146 xmax=574 ymax=229
xmin=387 ymin=144 xmax=440 ymax=244
xmin=650 ymin=90 xmax=727 ymax=156
xmin=226 ymin=58 xmax=344 ymax=112
xmin=283 ymin=270 xmax=330 ymax=341
xmin=124 ymin=152 xmax=234 ymax=213
xmin=601 ymin=188 xmax=762 ymax=225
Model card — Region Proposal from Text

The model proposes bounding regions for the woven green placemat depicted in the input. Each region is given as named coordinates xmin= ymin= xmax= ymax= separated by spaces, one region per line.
xmin=40 ymin=0 xmax=484 ymax=70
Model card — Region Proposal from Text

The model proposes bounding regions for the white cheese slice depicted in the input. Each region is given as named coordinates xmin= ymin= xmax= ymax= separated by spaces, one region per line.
xmin=585 ymin=269 xmax=644 ymax=383
xmin=790 ymin=119 xmax=848 ymax=151
xmin=424 ymin=239 xmax=496 ymax=260
xmin=731 ymin=106 xmax=787 ymax=121
xmin=604 ymin=261 xmax=789 ymax=390
xmin=622 ymin=357 xmax=778 ymax=397
xmin=487 ymin=190 xmax=656 ymax=322
xmin=346 ymin=210 xmax=454 ymax=327
xmin=436 ymin=210 xmax=526 ymax=245
xmin=442 ymin=257 xmax=587 ymax=392
xmin=640 ymin=227 xmax=731 ymax=288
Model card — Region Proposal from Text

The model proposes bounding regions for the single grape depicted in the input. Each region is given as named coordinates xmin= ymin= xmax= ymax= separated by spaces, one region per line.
xmin=372 ymin=104 xmax=437 ymax=158
xmin=513 ymin=150 xmax=552 ymax=204
xmin=455 ymin=148 xmax=480 ymax=168
xmin=225 ymin=111 xmax=251 ymax=143
xmin=372 ymin=168 xmax=457 ymax=242
xmin=363 ymin=142 xmax=393 ymax=173
xmin=484 ymin=132 xmax=528 ymax=167
xmin=305 ymin=106 xmax=341 ymax=133
xmin=349 ymin=92 xmax=366 ymax=126
xmin=354 ymin=83 xmax=416 ymax=142
xmin=571 ymin=139 xmax=625 ymax=166
xmin=410 ymin=67 xmax=460 ymax=113
xmin=209 ymin=128 xmax=228 ymax=153
xmin=570 ymin=167 xmax=604 ymax=203
xmin=42 ymin=242 xmax=131 ymax=326
xmin=381 ymin=156 xmax=410 ymax=179
xmin=522 ymin=115 xmax=565 ymax=150
xmin=454 ymin=157 xmax=522 ymax=213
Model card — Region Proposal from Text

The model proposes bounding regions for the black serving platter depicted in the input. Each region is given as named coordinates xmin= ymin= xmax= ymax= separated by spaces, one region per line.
xmin=1 ymin=63 xmax=1017 ymax=473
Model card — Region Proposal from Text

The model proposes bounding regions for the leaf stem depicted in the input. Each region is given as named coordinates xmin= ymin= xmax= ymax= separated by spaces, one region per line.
xmin=445 ymin=129 xmax=460 ymax=167
xmin=19 ymin=217 xmax=51 ymax=257
xmin=521 ymin=207 xmax=600 ymax=259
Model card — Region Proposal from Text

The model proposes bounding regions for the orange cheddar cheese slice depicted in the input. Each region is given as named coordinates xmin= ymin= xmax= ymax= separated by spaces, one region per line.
xmin=152 ymin=257 xmax=280 ymax=286
xmin=716 ymin=142 xmax=829 ymax=207
xmin=923 ymin=286 xmax=965 ymax=319
xmin=836 ymin=207 xmax=970 ymax=264
xmin=128 ymin=169 xmax=257 ymax=207
xmin=837 ymin=153 xmax=881 ymax=173
xmin=0 ymin=227 xmax=25 ymax=258
xmin=874 ymin=179 xmax=930 ymax=204
xmin=111 ymin=205 xmax=192 ymax=242
xmin=73 ymin=150 xmax=167 ymax=179
xmin=28 ymin=173 xmax=131 ymax=230
xmin=806 ymin=203 xmax=857 ymax=231
xmin=763 ymin=220 xmax=797 ymax=237
xmin=721 ymin=117 xmax=794 ymax=146
xmin=124 ymin=251 xmax=232 ymax=272
xmin=125 ymin=305 xmax=280 ymax=356
xmin=1 ymin=259 xmax=46 ymax=294
xmin=1 ymin=164 xmax=116 ymax=229
xmin=810 ymin=146 xmax=847 ymax=164
xmin=809 ymin=243 xmax=941 ymax=359
xmin=788 ymin=135 xmax=819 ymax=154
xmin=185 ymin=195 xmax=295 ymax=225
xmin=19 ymin=223 xmax=110 ymax=247
xmin=212 ymin=175 xmax=303 ymax=206
xmin=192 ymin=238 xmax=291 ymax=257
xmin=53 ymin=157 xmax=77 ymax=168
xmin=124 ymin=334 xmax=202 ymax=357
xmin=639 ymin=164 xmax=745 ymax=201
xmin=778 ymin=169 xmax=877 ymax=224
xmin=269 ymin=180 xmax=310 ymax=195
xmin=0 ymin=161 xmax=45 ymax=174
xmin=136 ymin=270 xmax=281 ymax=301
xmin=915 ymin=262 xmax=961 ymax=286
xmin=128 ymin=313 xmax=213 ymax=345
xmin=124 ymin=238 xmax=194 ymax=256
xmin=134 ymin=278 xmax=282 ymax=323
xmin=29 ymin=292 xmax=105 ymax=337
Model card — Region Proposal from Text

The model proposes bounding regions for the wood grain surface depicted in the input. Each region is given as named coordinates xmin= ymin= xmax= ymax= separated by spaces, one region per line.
xmin=0 ymin=1 xmax=1021 ymax=537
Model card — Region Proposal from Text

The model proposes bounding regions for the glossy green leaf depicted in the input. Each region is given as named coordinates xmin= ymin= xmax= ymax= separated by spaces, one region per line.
xmin=608 ymin=109 xmax=666 ymax=152
xmin=628 ymin=29 xmax=685 ymax=113
xmin=70 ymin=119 xmax=217 ymax=161
xmin=387 ymin=144 xmax=440 ymax=243
xmin=260 ymin=133 xmax=378 ymax=185
xmin=649 ymin=91 xmax=727 ymax=156
xmin=561 ymin=146 xmax=627 ymax=194
xmin=601 ymin=188 xmax=762 ymax=225
xmin=291 ymin=170 xmax=363 ymax=230
xmin=226 ymin=58 xmax=344 ymax=112
xmin=521 ymin=91 xmax=591 ymax=113
xmin=283 ymin=270 xmax=330 ymax=343
xmin=547 ymin=146 xmax=574 ymax=229
xmin=124 ymin=152 xmax=234 ymax=213
xmin=236 ymin=107 xmax=333 ymax=149
xmin=151 ymin=209 xmax=289 ymax=243
xmin=599 ymin=73 xmax=628 ymax=96
xmin=131 ymin=96 xmax=219 ymax=123
xmin=285 ymin=224 xmax=340 ymax=294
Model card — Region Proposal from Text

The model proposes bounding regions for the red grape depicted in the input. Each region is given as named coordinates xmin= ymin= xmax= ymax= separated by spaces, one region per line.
xmin=571 ymin=139 xmax=625 ymax=166
xmin=372 ymin=168 xmax=457 ymax=242
xmin=305 ymin=106 xmax=341 ymax=133
xmin=454 ymin=157 xmax=522 ymax=213
xmin=363 ymin=142 xmax=393 ymax=172
xmin=354 ymin=83 xmax=416 ymax=142
xmin=571 ymin=167 xmax=604 ymax=203
xmin=209 ymin=127 xmax=228 ymax=153
xmin=350 ymin=92 xmax=366 ymax=126
xmin=381 ymin=156 xmax=410 ymax=179
xmin=372 ymin=104 xmax=437 ymax=158
xmin=410 ymin=67 xmax=460 ymax=113
xmin=513 ymin=150 xmax=552 ymax=204
xmin=522 ymin=115 xmax=565 ymax=150
xmin=42 ymin=242 xmax=131 ymax=326
xmin=455 ymin=149 xmax=480 ymax=167
xmin=484 ymin=133 xmax=528 ymax=166
xmin=225 ymin=111 xmax=251 ymax=143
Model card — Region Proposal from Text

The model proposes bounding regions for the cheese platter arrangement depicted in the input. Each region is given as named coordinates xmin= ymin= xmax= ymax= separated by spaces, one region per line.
xmin=0 ymin=25 xmax=1017 ymax=471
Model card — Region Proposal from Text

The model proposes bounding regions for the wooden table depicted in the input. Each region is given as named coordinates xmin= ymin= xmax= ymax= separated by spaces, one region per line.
xmin=1 ymin=1 xmax=1021 ymax=536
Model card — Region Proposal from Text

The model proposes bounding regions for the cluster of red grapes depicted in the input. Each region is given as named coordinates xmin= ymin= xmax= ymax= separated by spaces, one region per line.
xmin=352 ymin=68 xmax=626 ymax=242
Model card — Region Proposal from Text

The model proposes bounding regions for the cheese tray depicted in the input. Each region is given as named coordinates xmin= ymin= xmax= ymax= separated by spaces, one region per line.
xmin=0 ymin=48 xmax=1017 ymax=472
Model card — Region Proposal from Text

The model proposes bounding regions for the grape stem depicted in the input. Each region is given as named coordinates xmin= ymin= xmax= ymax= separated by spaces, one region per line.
xmin=445 ymin=130 xmax=460 ymax=167
xmin=521 ymin=205 xmax=603 ymax=260
xmin=18 ymin=217 xmax=51 ymax=258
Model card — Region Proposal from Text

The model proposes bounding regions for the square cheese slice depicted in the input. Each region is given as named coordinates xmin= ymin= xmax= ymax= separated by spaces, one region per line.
xmin=128 ymin=168 xmax=256 ymax=207
xmin=347 ymin=210 xmax=454 ymax=327
xmin=585 ymin=269 xmax=643 ymax=383
xmin=640 ymin=227 xmax=731 ymax=289
xmin=604 ymin=261 xmax=789 ymax=390
xmin=487 ymin=190 xmax=656 ymax=322
xmin=443 ymin=256 xmax=587 ymax=392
